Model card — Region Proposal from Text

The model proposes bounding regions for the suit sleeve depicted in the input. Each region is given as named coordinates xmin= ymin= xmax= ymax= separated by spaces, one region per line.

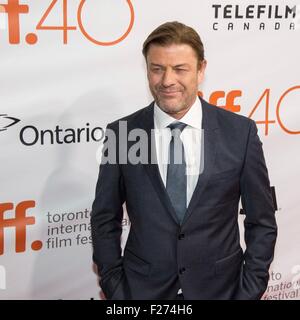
xmin=91 ymin=122 xmax=126 ymax=299
xmin=234 ymin=120 xmax=277 ymax=300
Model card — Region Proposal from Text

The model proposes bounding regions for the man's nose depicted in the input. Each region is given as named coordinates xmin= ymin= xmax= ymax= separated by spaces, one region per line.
xmin=161 ymin=68 xmax=176 ymax=87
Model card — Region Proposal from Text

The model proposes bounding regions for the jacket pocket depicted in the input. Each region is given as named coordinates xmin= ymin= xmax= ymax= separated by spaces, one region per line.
xmin=215 ymin=248 xmax=243 ymax=275
xmin=123 ymin=249 xmax=151 ymax=276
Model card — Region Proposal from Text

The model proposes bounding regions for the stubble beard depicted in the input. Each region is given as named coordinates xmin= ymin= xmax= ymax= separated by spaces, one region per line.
xmin=153 ymin=92 xmax=198 ymax=117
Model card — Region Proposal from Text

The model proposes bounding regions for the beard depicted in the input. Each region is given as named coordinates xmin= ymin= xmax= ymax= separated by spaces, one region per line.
xmin=153 ymin=91 xmax=197 ymax=116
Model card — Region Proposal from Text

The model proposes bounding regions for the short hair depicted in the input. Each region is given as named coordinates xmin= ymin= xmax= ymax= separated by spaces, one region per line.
xmin=142 ymin=21 xmax=205 ymax=63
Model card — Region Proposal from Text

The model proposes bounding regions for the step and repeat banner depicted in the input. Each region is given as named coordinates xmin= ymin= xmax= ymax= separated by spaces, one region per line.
xmin=0 ymin=0 xmax=299 ymax=299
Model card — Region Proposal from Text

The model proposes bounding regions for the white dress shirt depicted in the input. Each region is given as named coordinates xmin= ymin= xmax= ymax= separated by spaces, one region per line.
xmin=153 ymin=97 xmax=203 ymax=208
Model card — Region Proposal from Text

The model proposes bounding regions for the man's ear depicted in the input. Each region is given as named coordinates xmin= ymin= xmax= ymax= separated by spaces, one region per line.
xmin=198 ymin=59 xmax=207 ymax=84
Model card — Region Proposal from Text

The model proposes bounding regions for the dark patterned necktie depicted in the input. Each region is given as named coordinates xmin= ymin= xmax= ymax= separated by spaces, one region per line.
xmin=166 ymin=122 xmax=187 ymax=223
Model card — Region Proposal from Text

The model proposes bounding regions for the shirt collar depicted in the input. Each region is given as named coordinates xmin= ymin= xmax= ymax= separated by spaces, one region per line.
xmin=154 ymin=97 xmax=202 ymax=130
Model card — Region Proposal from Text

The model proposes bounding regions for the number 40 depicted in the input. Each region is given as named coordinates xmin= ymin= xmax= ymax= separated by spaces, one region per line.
xmin=249 ymin=86 xmax=300 ymax=135
xmin=36 ymin=0 xmax=134 ymax=45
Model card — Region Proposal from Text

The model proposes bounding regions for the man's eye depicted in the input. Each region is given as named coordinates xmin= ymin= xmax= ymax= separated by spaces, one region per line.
xmin=151 ymin=68 xmax=163 ymax=73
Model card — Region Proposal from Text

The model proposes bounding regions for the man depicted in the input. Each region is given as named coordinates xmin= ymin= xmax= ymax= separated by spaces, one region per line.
xmin=91 ymin=21 xmax=277 ymax=300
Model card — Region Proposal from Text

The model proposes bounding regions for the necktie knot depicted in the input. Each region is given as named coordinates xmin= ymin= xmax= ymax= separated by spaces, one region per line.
xmin=168 ymin=122 xmax=187 ymax=138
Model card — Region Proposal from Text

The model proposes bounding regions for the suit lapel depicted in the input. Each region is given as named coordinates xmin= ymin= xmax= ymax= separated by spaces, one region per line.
xmin=181 ymin=98 xmax=219 ymax=225
xmin=141 ymin=103 xmax=180 ymax=224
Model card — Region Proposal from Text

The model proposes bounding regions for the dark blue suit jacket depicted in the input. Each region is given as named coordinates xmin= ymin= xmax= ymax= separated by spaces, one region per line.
xmin=91 ymin=98 xmax=277 ymax=300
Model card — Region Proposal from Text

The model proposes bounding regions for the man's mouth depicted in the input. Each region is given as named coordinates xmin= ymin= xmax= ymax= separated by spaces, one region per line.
xmin=159 ymin=90 xmax=180 ymax=97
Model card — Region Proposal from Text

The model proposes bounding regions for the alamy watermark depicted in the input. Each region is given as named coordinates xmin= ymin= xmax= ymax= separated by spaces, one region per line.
xmin=95 ymin=121 xmax=202 ymax=176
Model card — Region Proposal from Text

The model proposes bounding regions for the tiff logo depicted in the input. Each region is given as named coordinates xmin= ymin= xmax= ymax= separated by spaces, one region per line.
xmin=0 ymin=201 xmax=43 ymax=255
xmin=0 ymin=265 xmax=6 ymax=290
xmin=0 ymin=0 xmax=29 ymax=42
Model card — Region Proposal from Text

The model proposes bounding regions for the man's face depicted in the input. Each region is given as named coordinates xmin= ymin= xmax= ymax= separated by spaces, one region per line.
xmin=146 ymin=43 xmax=206 ymax=119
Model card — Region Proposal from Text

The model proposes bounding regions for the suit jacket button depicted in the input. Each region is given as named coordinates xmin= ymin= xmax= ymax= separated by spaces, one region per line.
xmin=178 ymin=233 xmax=185 ymax=240
xmin=179 ymin=268 xmax=186 ymax=274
